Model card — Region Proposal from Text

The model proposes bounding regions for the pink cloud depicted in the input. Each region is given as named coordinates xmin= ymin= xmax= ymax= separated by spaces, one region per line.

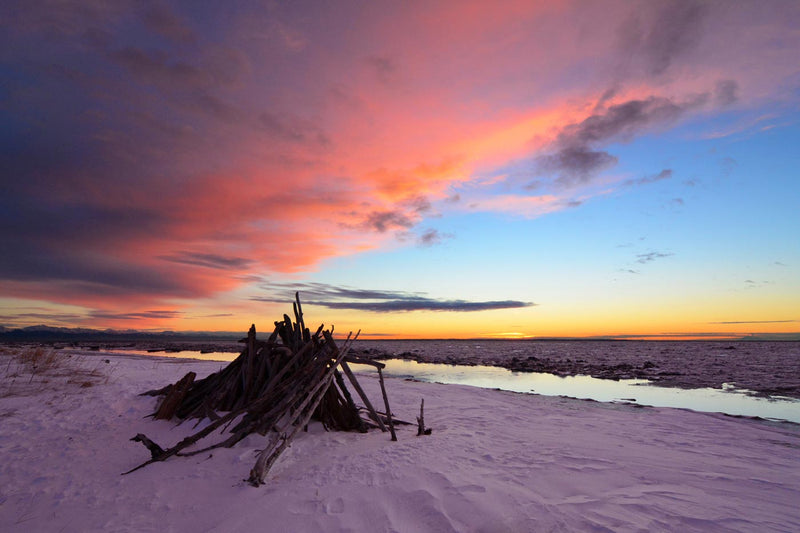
xmin=2 ymin=0 xmax=799 ymax=327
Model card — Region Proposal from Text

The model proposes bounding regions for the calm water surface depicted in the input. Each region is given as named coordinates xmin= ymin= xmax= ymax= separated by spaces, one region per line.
xmin=352 ymin=359 xmax=800 ymax=424
xmin=114 ymin=349 xmax=800 ymax=424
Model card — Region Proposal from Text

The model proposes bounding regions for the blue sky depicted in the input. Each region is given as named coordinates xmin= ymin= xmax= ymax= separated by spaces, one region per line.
xmin=1 ymin=1 xmax=798 ymax=338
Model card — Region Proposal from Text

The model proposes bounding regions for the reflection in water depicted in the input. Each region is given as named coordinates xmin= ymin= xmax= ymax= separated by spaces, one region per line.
xmin=113 ymin=349 xmax=239 ymax=362
xmin=351 ymin=359 xmax=800 ymax=424
xmin=117 ymin=350 xmax=800 ymax=424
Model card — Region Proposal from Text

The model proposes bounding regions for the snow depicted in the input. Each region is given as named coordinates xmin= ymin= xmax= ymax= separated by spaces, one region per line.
xmin=1 ymin=350 xmax=799 ymax=532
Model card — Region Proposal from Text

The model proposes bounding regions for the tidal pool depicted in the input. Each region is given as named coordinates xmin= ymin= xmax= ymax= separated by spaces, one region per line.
xmin=352 ymin=359 xmax=800 ymax=424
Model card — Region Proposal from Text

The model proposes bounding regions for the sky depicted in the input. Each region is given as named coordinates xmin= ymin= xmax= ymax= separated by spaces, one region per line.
xmin=1 ymin=0 xmax=799 ymax=340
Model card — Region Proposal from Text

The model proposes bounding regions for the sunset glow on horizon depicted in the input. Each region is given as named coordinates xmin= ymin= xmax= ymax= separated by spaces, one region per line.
xmin=1 ymin=1 xmax=798 ymax=340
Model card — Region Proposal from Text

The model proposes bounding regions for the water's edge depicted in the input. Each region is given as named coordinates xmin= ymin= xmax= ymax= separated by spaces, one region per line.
xmin=104 ymin=348 xmax=800 ymax=424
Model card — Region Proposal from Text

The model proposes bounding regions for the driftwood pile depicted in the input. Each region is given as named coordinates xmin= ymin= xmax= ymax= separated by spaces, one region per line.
xmin=126 ymin=293 xmax=400 ymax=486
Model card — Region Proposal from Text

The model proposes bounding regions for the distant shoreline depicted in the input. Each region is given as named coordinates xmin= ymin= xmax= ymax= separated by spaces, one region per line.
xmin=2 ymin=331 xmax=798 ymax=343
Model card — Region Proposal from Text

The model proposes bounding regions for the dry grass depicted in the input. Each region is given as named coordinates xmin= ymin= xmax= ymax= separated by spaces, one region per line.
xmin=14 ymin=346 xmax=67 ymax=374
xmin=0 ymin=346 xmax=110 ymax=397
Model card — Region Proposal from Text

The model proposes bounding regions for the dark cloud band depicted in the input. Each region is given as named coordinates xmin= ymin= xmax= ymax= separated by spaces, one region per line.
xmin=254 ymin=283 xmax=534 ymax=313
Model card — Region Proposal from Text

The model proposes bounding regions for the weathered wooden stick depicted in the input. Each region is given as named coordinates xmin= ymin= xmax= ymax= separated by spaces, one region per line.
xmin=202 ymin=398 xmax=220 ymax=422
xmin=241 ymin=324 xmax=256 ymax=404
xmin=247 ymin=334 xmax=354 ymax=485
xmin=130 ymin=434 xmax=165 ymax=459
xmin=181 ymin=379 xmax=313 ymax=457
xmin=340 ymin=360 xmax=387 ymax=432
xmin=232 ymin=337 xmax=353 ymax=441
xmin=254 ymin=346 xmax=272 ymax=398
xmin=123 ymin=402 xmax=250 ymax=474
xmin=334 ymin=369 xmax=366 ymax=432
xmin=254 ymin=341 xmax=314 ymax=399
xmin=344 ymin=354 xmax=386 ymax=369
xmin=417 ymin=398 xmax=425 ymax=435
xmin=140 ymin=383 xmax=173 ymax=397
xmin=154 ymin=371 xmax=196 ymax=420
xmin=416 ymin=398 xmax=431 ymax=436
xmin=131 ymin=356 xmax=313 ymax=464
xmin=377 ymin=368 xmax=397 ymax=441
xmin=359 ymin=409 xmax=413 ymax=426
xmin=294 ymin=291 xmax=307 ymax=342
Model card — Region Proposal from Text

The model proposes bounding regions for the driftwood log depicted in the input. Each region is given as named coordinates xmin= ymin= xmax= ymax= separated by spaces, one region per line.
xmin=153 ymin=371 xmax=195 ymax=420
xmin=126 ymin=293 xmax=401 ymax=484
xmin=417 ymin=398 xmax=432 ymax=436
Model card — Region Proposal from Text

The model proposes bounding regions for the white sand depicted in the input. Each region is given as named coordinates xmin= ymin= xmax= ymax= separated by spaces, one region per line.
xmin=1 ymin=351 xmax=798 ymax=532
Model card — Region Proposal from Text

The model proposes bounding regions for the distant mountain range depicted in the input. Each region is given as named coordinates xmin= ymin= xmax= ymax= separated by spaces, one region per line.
xmin=0 ymin=325 xmax=242 ymax=342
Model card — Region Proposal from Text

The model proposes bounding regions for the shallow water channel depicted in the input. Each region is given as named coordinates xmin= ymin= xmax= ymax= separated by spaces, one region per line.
xmin=117 ymin=349 xmax=800 ymax=424
xmin=359 ymin=359 xmax=800 ymax=424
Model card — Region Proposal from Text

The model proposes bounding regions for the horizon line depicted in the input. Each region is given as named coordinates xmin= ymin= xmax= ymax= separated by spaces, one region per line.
xmin=1 ymin=325 xmax=798 ymax=342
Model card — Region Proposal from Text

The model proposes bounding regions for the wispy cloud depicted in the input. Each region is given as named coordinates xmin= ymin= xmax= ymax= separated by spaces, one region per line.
xmin=743 ymin=279 xmax=772 ymax=289
xmin=0 ymin=312 xmax=86 ymax=326
xmin=624 ymin=169 xmax=673 ymax=187
xmin=708 ymin=320 xmax=797 ymax=325
xmin=701 ymin=114 xmax=777 ymax=140
xmin=89 ymin=310 xmax=183 ymax=321
xmin=534 ymin=95 xmax=708 ymax=188
xmin=357 ymin=210 xmax=416 ymax=233
xmin=254 ymin=283 xmax=534 ymax=313
xmin=636 ymin=252 xmax=674 ymax=264
xmin=416 ymin=229 xmax=453 ymax=247
xmin=535 ymin=147 xmax=618 ymax=187
xmin=160 ymin=252 xmax=254 ymax=270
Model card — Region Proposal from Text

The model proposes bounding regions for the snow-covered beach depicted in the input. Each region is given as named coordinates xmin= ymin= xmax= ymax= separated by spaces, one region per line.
xmin=1 ymin=349 xmax=799 ymax=532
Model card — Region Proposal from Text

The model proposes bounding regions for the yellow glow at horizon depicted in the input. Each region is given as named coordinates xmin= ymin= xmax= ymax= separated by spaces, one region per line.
xmin=2 ymin=287 xmax=796 ymax=340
